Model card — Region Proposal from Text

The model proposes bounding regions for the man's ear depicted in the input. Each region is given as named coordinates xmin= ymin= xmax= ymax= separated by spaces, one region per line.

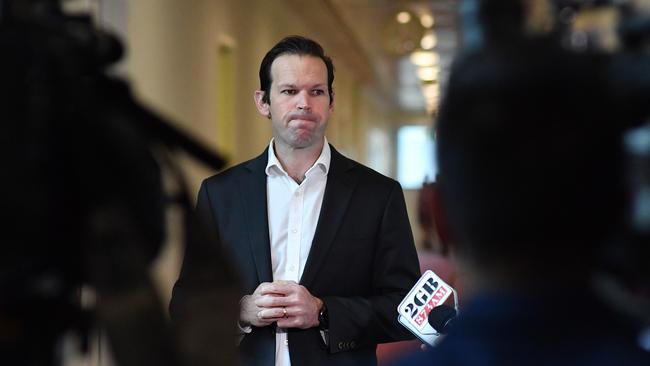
xmin=329 ymin=90 xmax=335 ymax=113
xmin=254 ymin=91 xmax=270 ymax=118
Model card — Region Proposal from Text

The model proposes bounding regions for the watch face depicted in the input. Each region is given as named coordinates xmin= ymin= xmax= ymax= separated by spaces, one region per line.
xmin=319 ymin=306 xmax=328 ymax=327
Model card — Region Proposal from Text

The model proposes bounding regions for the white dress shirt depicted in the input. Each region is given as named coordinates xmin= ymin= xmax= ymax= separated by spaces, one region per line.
xmin=265 ymin=138 xmax=330 ymax=366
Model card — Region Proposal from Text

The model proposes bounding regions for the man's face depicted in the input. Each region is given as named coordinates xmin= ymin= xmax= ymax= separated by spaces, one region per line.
xmin=255 ymin=54 xmax=334 ymax=151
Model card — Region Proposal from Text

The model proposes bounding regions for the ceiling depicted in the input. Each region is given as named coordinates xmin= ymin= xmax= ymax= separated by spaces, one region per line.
xmin=327 ymin=0 xmax=461 ymax=116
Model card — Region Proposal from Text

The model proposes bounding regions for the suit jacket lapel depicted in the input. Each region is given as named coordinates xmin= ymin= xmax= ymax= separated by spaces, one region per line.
xmin=240 ymin=149 xmax=273 ymax=285
xmin=300 ymin=146 xmax=357 ymax=288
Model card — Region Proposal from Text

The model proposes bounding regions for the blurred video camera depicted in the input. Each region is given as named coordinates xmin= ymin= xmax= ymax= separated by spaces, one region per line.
xmin=1 ymin=0 xmax=237 ymax=365
xmin=557 ymin=0 xmax=650 ymax=326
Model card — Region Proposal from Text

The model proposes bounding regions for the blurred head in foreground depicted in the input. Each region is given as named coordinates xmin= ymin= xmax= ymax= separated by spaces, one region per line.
xmin=436 ymin=41 xmax=629 ymax=292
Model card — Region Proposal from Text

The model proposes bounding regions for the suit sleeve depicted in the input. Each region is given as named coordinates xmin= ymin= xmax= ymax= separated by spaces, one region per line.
xmin=323 ymin=181 xmax=421 ymax=353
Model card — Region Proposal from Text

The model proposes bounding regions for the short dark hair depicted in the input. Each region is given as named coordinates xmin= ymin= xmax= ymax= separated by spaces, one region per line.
xmin=437 ymin=44 xmax=628 ymax=274
xmin=258 ymin=35 xmax=335 ymax=105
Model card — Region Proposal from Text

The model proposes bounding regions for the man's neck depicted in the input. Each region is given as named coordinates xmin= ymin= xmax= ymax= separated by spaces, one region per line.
xmin=273 ymin=139 xmax=324 ymax=184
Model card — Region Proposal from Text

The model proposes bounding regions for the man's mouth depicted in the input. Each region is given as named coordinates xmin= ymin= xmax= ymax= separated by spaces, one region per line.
xmin=289 ymin=113 xmax=317 ymax=122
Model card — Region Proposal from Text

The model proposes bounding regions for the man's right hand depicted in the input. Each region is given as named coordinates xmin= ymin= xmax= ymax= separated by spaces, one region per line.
xmin=239 ymin=282 xmax=284 ymax=328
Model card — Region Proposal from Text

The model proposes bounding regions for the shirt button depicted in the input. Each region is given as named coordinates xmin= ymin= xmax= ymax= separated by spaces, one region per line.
xmin=289 ymin=265 xmax=295 ymax=271
xmin=284 ymin=339 xmax=289 ymax=346
xmin=291 ymin=229 xmax=297 ymax=233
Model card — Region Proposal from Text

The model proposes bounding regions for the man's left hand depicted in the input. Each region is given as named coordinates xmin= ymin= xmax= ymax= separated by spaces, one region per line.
xmin=254 ymin=280 xmax=323 ymax=329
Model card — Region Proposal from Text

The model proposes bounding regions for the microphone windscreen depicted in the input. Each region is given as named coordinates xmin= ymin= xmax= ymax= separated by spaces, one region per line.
xmin=427 ymin=305 xmax=457 ymax=334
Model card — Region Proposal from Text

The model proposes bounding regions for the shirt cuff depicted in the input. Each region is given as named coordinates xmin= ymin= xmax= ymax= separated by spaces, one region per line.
xmin=236 ymin=320 xmax=252 ymax=335
xmin=235 ymin=295 xmax=253 ymax=346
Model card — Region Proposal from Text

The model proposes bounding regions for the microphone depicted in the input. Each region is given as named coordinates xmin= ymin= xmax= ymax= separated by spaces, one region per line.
xmin=427 ymin=304 xmax=457 ymax=334
xmin=397 ymin=270 xmax=459 ymax=346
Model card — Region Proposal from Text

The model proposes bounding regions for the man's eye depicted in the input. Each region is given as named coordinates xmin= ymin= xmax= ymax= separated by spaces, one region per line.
xmin=311 ymin=89 xmax=325 ymax=96
xmin=282 ymin=89 xmax=297 ymax=95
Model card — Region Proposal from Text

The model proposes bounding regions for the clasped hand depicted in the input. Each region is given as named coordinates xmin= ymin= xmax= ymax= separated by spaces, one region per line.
xmin=240 ymin=280 xmax=322 ymax=329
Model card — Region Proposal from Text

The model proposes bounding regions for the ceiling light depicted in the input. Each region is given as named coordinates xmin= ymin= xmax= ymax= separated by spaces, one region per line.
xmin=420 ymin=30 xmax=437 ymax=49
xmin=396 ymin=11 xmax=412 ymax=24
xmin=410 ymin=50 xmax=439 ymax=67
xmin=417 ymin=66 xmax=439 ymax=82
xmin=420 ymin=13 xmax=435 ymax=28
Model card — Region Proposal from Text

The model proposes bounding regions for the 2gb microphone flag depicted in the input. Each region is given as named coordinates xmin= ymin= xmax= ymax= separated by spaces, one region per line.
xmin=397 ymin=270 xmax=456 ymax=346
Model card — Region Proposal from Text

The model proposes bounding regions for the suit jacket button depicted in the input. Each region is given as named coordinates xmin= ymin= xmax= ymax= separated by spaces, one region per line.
xmin=350 ymin=341 xmax=357 ymax=349
xmin=338 ymin=342 xmax=344 ymax=350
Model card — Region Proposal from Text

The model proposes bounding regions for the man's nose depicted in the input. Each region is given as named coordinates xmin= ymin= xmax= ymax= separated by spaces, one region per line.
xmin=296 ymin=91 xmax=311 ymax=111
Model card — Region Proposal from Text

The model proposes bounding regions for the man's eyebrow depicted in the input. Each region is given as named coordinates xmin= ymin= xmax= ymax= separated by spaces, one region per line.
xmin=276 ymin=83 xmax=326 ymax=88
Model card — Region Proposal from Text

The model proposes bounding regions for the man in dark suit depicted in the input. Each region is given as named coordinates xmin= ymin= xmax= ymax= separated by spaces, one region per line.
xmin=170 ymin=35 xmax=420 ymax=366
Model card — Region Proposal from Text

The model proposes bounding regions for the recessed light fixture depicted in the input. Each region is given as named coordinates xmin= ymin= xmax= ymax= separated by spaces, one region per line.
xmin=421 ymin=30 xmax=437 ymax=49
xmin=410 ymin=50 xmax=439 ymax=67
xmin=417 ymin=66 xmax=439 ymax=82
xmin=420 ymin=13 xmax=434 ymax=28
xmin=396 ymin=11 xmax=412 ymax=24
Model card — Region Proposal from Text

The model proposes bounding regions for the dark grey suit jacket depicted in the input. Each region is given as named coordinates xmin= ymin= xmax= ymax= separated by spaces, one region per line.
xmin=171 ymin=145 xmax=420 ymax=366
